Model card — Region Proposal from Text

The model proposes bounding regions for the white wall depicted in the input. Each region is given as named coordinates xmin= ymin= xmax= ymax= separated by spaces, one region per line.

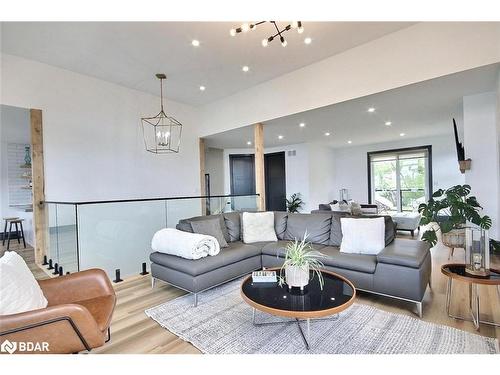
xmin=463 ymin=92 xmax=500 ymax=239
xmin=1 ymin=53 xmax=201 ymax=203
xmin=205 ymin=147 xmax=225 ymax=195
xmin=222 ymin=143 xmax=312 ymax=212
xmin=199 ymin=23 xmax=500 ymax=136
xmin=307 ymin=142 xmax=336 ymax=211
xmin=330 ymin=134 xmax=465 ymax=204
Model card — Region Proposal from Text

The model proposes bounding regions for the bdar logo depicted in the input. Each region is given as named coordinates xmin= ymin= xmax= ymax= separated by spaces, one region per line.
xmin=1 ymin=339 xmax=17 ymax=354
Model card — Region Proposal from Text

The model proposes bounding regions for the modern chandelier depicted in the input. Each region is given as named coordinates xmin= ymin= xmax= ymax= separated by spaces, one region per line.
xmin=141 ymin=74 xmax=183 ymax=154
xmin=230 ymin=21 xmax=304 ymax=47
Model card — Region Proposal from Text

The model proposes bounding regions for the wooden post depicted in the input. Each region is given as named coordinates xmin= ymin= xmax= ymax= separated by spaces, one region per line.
xmin=254 ymin=123 xmax=266 ymax=211
xmin=199 ymin=138 xmax=206 ymax=215
xmin=30 ymin=109 xmax=47 ymax=264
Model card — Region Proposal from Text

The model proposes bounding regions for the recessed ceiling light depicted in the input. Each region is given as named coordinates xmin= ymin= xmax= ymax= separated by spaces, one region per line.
xmin=299 ymin=122 xmax=306 ymax=127
xmin=325 ymin=132 xmax=331 ymax=136
xmin=278 ymin=135 xmax=284 ymax=140
xmin=400 ymin=133 xmax=406 ymax=137
xmin=191 ymin=39 xmax=200 ymax=47
xmin=199 ymin=86 xmax=206 ymax=91
xmin=242 ymin=66 xmax=250 ymax=72
xmin=304 ymin=37 xmax=312 ymax=45
xmin=246 ymin=141 xmax=252 ymax=145
xmin=385 ymin=121 xmax=392 ymax=126
xmin=368 ymin=107 xmax=375 ymax=113
xmin=347 ymin=140 xmax=352 ymax=144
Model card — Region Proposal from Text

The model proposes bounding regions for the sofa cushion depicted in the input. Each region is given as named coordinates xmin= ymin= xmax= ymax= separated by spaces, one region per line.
xmin=274 ymin=211 xmax=288 ymax=240
xmin=223 ymin=212 xmax=241 ymax=242
xmin=284 ymin=213 xmax=332 ymax=245
xmin=190 ymin=217 xmax=228 ymax=248
xmin=150 ymin=241 xmax=261 ymax=276
xmin=177 ymin=214 xmax=231 ymax=243
xmin=376 ymin=239 xmax=430 ymax=268
xmin=329 ymin=213 xmax=395 ymax=247
xmin=320 ymin=246 xmax=377 ymax=274
xmin=261 ymin=240 xmax=325 ymax=257
xmin=340 ymin=217 xmax=385 ymax=255
xmin=242 ymin=212 xmax=278 ymax=243
xmin=0 ymin=251 xmax=48 ymax=315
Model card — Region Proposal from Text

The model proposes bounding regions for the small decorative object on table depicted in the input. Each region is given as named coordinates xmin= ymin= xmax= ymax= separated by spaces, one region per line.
xmin=285 ymin=193 xmax=304 ymax=213
xmin=24 ymin=145 xmax=31 ymax=166
xmin=251 ymin=270 xmax=277 ymax=283
xmin=465 ymin=228 xmax=490 ymax=277
xmin=278 ymin=235 xmax=325 ymax=291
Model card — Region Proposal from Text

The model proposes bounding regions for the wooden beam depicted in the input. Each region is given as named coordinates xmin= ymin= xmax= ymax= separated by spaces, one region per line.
xmin=30 ymin=109 xmax=47 ymax=264
xmin=199 ymin=138 xmax=206 ymax=214
xmin=254 ymin=123 xmax=265 ymax=211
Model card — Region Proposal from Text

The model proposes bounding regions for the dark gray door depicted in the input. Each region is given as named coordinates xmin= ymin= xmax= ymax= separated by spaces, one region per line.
xmin=229 ymin=154 xmax=255 ymax=195
xmin=265 ymin=152 xmax=286 ymax=211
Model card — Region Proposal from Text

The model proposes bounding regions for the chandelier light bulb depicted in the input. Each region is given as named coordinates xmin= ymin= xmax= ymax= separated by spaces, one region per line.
xmin=241 ymin=23 xmax=250 ymax=32
xmin=304 ymin=37 xmax=312 ymax=45
xmin=291 ymin=21 xmax=299 ymax=29
xmin=261 ymin=38 xmax=268 ymax=47
xmin=280 ymin=36 xmax=287 ymax=47
xmin=297 ymin=26 xmax=304 ymax=34
xmin=230 ymin=28 xmax=237 ymax=37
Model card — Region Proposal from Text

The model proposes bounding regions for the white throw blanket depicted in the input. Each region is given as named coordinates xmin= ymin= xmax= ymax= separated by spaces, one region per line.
xmin=151 ymin=228 xmax=220 ymax=260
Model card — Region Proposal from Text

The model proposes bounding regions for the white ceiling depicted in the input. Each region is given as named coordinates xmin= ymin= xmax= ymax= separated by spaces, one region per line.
xmin=204 ymin=63 xmax=499 ymax=149
xmin=1 ymin=22 xmax=414 ymax=106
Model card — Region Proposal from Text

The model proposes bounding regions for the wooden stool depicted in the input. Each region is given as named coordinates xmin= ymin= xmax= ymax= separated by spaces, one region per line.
xmin=3 ymin=218 xmax=26 ymax=250
xmin=3 ymin=217 xmax=19 ymax=246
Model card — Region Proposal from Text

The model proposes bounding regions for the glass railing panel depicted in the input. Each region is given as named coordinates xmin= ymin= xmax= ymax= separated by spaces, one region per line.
xmin=77 ymin=200 xmax=166 ymax=279
xmin=55 ymin=204 xmax=78 ymax=274
xmin=228 ymin=195 xmax=259 ymax=212
xmin=165 ymin=198 xmax=203 ymax=227
xmin=47 ymin=202 xmax=58 ymax=267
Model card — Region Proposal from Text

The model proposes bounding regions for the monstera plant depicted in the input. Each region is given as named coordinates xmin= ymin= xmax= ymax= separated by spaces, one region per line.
xmin=418 ymin=185 xmax=492 ymax=248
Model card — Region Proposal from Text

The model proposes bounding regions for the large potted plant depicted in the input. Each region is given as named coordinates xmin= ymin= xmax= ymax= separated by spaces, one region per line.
xmin=278 ymin=236 xmax=326 ymax=290
xmin=418 ymin=184 xmax=493 ymax=248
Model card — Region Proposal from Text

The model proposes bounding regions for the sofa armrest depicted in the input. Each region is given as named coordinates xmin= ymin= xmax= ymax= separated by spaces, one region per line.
xmin=376 ymin=239 xmax=431 ymax=269
xmin=0 ymin=303 xmax=105 ymax=352
xmin=39 ymin=268 xmax=114 ymax=306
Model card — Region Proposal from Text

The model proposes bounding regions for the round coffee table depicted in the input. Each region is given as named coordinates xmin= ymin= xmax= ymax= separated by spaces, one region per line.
xmin=441 ymin=263 xmax=500 ymax=330
xmin=240 ymin=268 xmax=356 ymax=350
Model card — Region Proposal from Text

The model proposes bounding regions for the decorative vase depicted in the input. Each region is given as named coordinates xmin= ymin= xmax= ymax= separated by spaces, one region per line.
xmin=465 ymin=227 xmax=490 ymax=277
xmin=24 ymin=145 xmax=31 ymax=165
xmin=285 ymin=265 xmax=309 ymax=290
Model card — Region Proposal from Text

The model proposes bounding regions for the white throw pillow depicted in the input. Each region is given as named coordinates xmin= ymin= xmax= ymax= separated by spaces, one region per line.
xmin=241 ymin=212 xmax=278 ymax=243
xmin=340 ymin=217 xmax=385 ymax=255
xmin=0 ymin=251 xmax=48 ymax=315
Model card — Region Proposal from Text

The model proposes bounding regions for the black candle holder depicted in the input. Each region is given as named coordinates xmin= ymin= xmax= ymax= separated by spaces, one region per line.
xmin=58 ymin=266 xmax=63 ymax=276
xmin=48 ymin=259 xmax=54 ymax=270
xmin=52 ymin=263 xmax=59 ymax=275
xmin=42 ymin=255 xmax=48 ymax=265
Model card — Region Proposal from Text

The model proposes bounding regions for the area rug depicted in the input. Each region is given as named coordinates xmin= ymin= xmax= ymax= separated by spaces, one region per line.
xmin=145 ymin=280 xmax=499 ymax=354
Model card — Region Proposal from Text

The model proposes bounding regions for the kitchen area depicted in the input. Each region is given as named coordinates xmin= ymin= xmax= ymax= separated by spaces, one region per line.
xmin=1 ymin=104 xmax=34 ymax=248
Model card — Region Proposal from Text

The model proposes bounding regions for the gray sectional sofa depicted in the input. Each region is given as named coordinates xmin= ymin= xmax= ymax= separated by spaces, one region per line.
xmin=150 ymin=211 xmax=431 ymax=317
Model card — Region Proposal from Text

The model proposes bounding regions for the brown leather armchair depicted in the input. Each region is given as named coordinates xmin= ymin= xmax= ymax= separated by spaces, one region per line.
xmin=0 ymin=268 xmax=116 ymax=354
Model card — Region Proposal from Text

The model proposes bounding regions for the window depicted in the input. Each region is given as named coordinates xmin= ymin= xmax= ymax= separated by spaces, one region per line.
xmin=368 ymin=146 xmax=432 ymax=213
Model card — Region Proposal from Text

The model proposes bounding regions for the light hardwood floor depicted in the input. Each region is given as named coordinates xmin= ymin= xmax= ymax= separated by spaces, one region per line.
xmin=2 ymin=233 xmax=499 ymax=354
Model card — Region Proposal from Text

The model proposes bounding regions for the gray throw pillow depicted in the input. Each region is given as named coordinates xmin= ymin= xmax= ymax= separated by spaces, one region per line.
xmin=190 ymin=218 xmax=229 ymax=248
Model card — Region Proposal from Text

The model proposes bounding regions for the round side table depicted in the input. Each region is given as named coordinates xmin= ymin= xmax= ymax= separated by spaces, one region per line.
xmin=441 ymin=263 xmax=500 ymax=330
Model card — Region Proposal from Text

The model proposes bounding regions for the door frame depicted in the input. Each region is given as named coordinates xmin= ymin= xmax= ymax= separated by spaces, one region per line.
xmin=367 ymin=145 xmax=433 ymax=209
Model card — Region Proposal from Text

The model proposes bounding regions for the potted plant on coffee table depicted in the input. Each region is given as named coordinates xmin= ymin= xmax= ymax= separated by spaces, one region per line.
xmin=278 ymin=235 xmax=326 ymax=290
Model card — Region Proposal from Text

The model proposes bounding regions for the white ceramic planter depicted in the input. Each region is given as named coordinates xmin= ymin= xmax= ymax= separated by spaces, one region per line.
xmin=285 ymin=265 xmax=310 ymax=290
